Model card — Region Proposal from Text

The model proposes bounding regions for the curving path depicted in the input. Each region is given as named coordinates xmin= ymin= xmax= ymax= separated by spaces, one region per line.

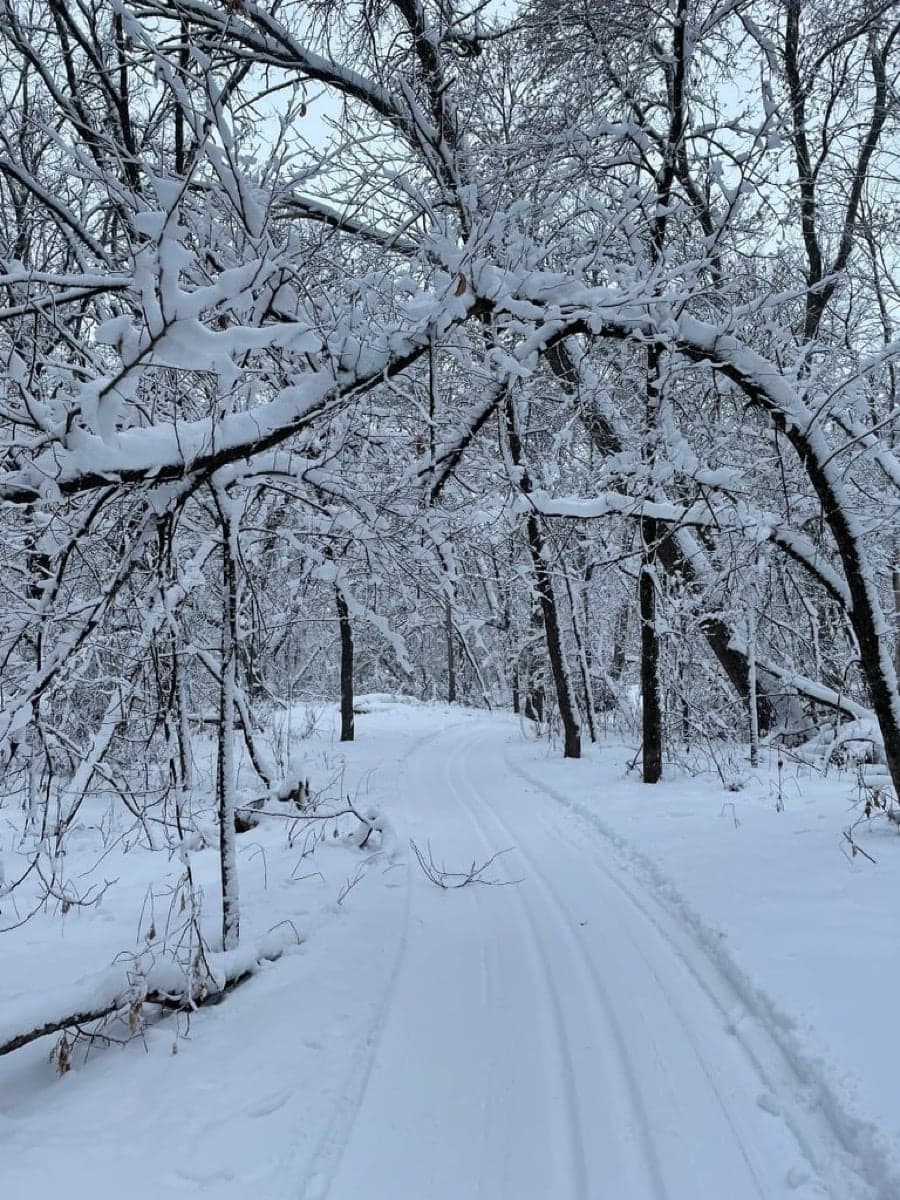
xmin=314 ymin=721 xmax=871 ymax=1200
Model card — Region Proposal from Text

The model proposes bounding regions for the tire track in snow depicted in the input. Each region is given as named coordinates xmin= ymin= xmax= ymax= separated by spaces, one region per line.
xmin=501 ymin=740 xmax=897 ymax=1200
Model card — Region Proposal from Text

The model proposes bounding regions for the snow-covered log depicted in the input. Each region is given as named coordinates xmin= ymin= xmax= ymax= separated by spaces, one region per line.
xmin=0 ymin=927 xmax=299 ymax=1059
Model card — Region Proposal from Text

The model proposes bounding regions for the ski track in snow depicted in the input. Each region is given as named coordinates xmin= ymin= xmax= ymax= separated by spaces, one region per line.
xmin=5 ymin=712 xmax=896 ymax=1200
xmin=502 ymin=744 xmax=899 ymax=1200
xmin=317 ymin=720 xmax=887 ymax=1200
xmin=293 ymin=720 xmax=470 ymax=1200
xmin=452 ymin=729 xmax=769 ymax=1200
xmin=446 ymin=732 xmax=593 ymax=1200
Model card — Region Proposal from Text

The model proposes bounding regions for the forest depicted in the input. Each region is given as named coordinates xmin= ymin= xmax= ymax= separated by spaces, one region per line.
xmin=1 ymin=2 xmax=899 ymax=1198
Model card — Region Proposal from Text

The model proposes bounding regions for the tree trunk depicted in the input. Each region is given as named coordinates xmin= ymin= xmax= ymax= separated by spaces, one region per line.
xmin=217 ymin=501 xmax=240 ymax=951
xmin=0 ymin=927 xmax=298 ymax=1060
xmin=747 ymin=577 xmax=760 ymax=768
xmin=526 ymin=513 xmax=582 ymax=758
xmin=445 ymin=596 xmax=457 ymax=703
xmin=641 ymin=342 xmax=664 ymax=784
xmin=336 ymin=585 xmax=354 ymax=742
xmin=564 ymin=567 xmax=597 ymax=742
xmin=784 ymin=420 xmax=900 ymax=799
xmin=640 ymin=520 xmax=663 ymax=783
xmin=504 ymin=392 xmax=581 ymax=757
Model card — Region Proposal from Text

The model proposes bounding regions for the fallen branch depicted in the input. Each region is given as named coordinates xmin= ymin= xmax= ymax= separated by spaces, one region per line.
xmin=410 ymin=839 xmax=521 ymax=888
xmin=234 ymin=773 xmax=312 ymax=832
xmin=0 ymin=925 xmax=300 ymax=1059
xmin=248 ymin=800 xmax=394 ymax=853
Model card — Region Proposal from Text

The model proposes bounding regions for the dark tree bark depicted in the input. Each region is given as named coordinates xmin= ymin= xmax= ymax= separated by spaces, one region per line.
xmin=641 ymin=337 xmax=666 ymax=783
xmin=504 ymin=393 xmax=581 ymax=758
xmin=633 ymin=1 xmax=689 ymax=782
xmin=778 ymin=418 xmax=900 ymax=800
xmin=563 ymin=566 xmax=597 ymax=742
xmin=445 ymin=596 xmax=457 ymax=703
xmin=0 ymin=930 xmax=296 ymax=1060
xmin=215 ymin=496 xmax=240 ymax=952
xmin=526 ymin=515 xmax=581 ymax=758
xmin=640 ymin=519 xmax=663 ymax=783
xmin=336 ymin=585 xmax=354 ymax=742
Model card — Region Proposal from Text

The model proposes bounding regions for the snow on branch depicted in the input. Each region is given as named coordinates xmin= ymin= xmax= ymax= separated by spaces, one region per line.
xmin=129 ymin=0 xmax=438 ymax=145
xmin=276 ymin=193 xmax=419 ymax=256
xmin=0 ymin=926 xmax=300 ymax=1059
xmin=0 ymin=318 xmax=459 ymax=505
xmin=523 ymin=490 xmax=851 ymax=608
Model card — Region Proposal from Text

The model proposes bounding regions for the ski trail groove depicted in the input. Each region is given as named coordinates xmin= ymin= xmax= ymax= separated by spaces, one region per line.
xmin=319 ymin=719 xmax=510 ymax=1200
xmin=306 ymin=718 xmax=891 ymax=1200
xmin=295 ymin=722 xmax=465 ymax=1200
xmin=455 ymin=732 xmax=766 ymax=1199
xmin=524 ymin=793 xmax=804 ymax=1191
xmin=440 ymin=737 xmax=592 ymax=1200
xmin=502 ymin=740 xmax=892 ymax=1200
xmin=447 ymin=730 xmax=672 ymax=1200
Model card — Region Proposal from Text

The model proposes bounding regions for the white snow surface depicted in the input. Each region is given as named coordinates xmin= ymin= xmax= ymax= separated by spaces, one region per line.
xmin=2 ymin=702 xmax=900 ymax=1199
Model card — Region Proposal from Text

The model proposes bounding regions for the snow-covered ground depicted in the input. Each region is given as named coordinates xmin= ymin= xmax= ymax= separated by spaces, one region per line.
xmin=2 ymin=700 xmax=899 ymax=1199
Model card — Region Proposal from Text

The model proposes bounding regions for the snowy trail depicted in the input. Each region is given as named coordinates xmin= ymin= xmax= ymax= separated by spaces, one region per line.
xmin=319 ymin=720 xmax=871 ymax=1200
xmin=5 ymin=710 xmax=896 ymax=1200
